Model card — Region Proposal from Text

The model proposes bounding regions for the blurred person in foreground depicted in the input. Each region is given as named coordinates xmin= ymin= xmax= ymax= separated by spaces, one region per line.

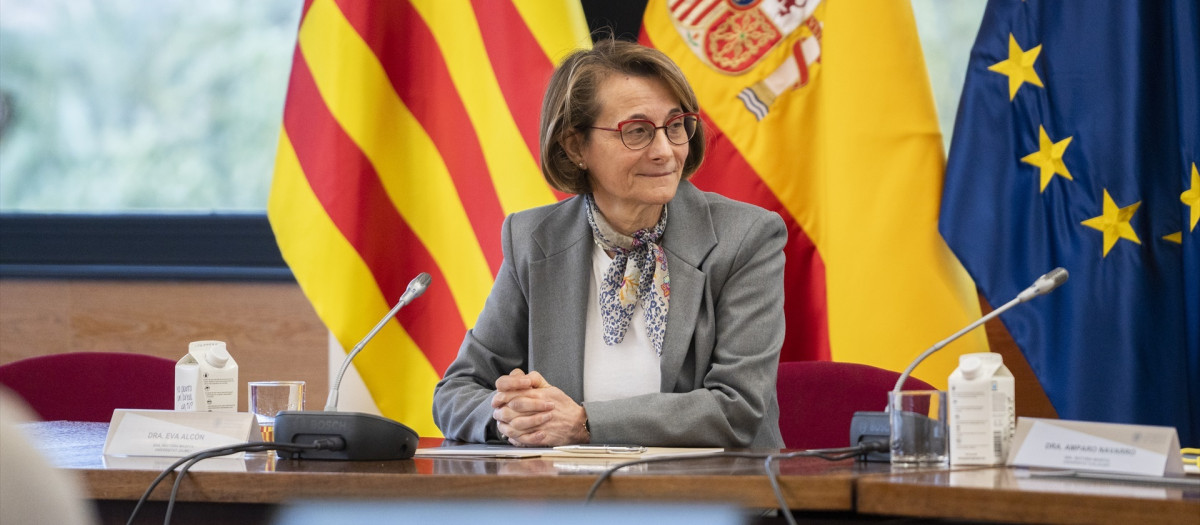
xmin=433 ymin=39 xmax=786 ymax=448
xmin=0 ymin=389 xmax=98 ymax=525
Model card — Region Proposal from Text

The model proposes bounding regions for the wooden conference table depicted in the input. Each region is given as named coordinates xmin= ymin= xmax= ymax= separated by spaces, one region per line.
xmin=26 ymin=421 xmax=1200 ymax=524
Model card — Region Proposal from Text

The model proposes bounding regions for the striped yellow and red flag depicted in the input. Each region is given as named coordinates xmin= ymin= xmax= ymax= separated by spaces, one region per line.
xmin=268 ymin=0 xmax=591 ymax=436
xmin=642 ymin=0 xmax=986 ymax=384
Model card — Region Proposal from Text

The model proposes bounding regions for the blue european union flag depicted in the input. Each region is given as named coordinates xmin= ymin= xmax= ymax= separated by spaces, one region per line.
xmin=940 ymin=0 xmax=1199 ymax=446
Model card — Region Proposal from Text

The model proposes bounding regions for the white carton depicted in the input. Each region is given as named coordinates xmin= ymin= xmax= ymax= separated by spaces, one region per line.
xmin=948 ymin=352 xmax=1015 ymax=465
xmin=175 ymin=341 xmax=238 ymax=412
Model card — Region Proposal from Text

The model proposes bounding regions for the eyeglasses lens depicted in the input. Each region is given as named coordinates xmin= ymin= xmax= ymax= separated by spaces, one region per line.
xmin=620 ymin=115 xmax=697 ymax=149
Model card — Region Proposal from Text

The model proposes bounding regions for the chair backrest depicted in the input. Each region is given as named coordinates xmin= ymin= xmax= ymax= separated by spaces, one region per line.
xmin=0 ymin=352 xmax=176 ymax=422
xmin=776 ymin=360 xmax=935 ymax=450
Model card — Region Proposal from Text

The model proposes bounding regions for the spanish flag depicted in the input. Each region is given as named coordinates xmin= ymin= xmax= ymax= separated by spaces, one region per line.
xmin=642 ymin=0 xmax=986 ymax=382
xmin=268 ymin=0 xmax=590 ymax=437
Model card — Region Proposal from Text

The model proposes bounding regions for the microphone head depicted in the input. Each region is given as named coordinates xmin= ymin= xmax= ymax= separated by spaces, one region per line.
xmin=406 ymin=272 xmax=432 ymax=299
xmin=1036 ymin=267 xmax=1069 ymax=293
xmin=1018 ymin=267 xmax=1068 ymax=302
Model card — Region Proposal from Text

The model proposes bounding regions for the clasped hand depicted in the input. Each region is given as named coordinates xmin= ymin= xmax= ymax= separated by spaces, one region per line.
xmin=491 ymin=369 xmax=588 ymax=447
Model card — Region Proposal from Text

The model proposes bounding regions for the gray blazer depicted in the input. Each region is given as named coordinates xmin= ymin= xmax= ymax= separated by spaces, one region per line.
xmin=432 ymin=181 xmax=786 ymax=448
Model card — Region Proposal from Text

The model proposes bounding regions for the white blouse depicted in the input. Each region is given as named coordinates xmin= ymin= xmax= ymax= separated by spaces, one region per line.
xmin=582 ymin=243 xmax=662 ymax=402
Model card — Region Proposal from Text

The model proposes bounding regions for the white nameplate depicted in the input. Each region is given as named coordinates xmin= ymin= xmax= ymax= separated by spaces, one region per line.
xmin=103 ymin=409 xmax=258 ymax=458
xmin=1007 ymin=417 xmax=1184 ymax=477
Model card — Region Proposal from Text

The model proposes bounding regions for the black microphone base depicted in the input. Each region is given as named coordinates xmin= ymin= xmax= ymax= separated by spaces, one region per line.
xmin=850 ymin=411 xmax=892 ymax=462
xmin=273 ymin=411 xmax=419 ymax=460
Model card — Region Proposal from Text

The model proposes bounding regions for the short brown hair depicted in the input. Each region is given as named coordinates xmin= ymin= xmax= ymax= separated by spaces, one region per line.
xmin=539 ymin=39 xmax=706 ymax=194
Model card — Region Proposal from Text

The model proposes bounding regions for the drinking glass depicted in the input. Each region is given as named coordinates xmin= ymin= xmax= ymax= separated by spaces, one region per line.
xmin=248 ymin=381 xmax=305 ymax=442
xmin=889 ymin=389 xmax=948 ymax=466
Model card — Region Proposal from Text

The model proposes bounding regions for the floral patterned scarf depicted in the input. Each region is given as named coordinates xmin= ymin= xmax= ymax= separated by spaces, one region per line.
xmin=583 ymin=194 xmax=669 ymax=356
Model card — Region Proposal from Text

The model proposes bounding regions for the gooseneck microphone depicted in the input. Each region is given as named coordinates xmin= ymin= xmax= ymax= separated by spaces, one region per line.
xmin=849 ymin=268 xmax=1068 ymax=461
xmin=325 ymin=273 xmax=431 ymax=412
xmin=273 ymin=273 xmax=431 ymax=460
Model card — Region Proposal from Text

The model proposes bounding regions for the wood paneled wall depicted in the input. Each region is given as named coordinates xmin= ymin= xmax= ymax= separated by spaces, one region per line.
xmin=0 ymin=279 xmax=328 ymax=412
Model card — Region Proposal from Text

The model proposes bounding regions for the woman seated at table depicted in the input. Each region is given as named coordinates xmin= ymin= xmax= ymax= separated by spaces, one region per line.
xmin=432 ymin=39 xmax=786 ymax=448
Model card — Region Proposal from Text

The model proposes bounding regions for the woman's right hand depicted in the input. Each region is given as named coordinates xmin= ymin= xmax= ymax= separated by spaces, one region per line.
xmin=491 ymin=369 xmax=549 ymax=444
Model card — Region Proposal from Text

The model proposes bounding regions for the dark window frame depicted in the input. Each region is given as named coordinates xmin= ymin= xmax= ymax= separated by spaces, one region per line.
xmin=0 ymin=213 xmax=291 ymax=281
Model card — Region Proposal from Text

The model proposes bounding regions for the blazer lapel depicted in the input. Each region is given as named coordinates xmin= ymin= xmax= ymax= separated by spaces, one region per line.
xmin=527 ymin=196 xmax=591 ymax=400
xmin=659 ymin=182 xmax=716 ymax=390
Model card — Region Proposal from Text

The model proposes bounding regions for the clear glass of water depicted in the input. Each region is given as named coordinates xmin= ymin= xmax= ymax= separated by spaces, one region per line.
xmin=889 ymin=389 xmax=948 ymax=466
xmin=248 ymin=381 xmax=305 ymax=442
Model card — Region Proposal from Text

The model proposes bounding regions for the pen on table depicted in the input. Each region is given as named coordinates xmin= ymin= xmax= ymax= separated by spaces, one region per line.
xmin=555 ymin=445 xmax=647 ymax=454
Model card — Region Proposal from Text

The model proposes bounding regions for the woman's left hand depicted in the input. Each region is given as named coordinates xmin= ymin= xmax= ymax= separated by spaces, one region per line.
xmin=491 ymin=370 xmax=589 ymax=447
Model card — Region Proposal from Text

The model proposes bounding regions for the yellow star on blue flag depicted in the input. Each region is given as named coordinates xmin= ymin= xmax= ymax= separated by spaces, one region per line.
xmin=988 ymin=34 xmax=1044 ymax=100
xmin=1080 ymin=189 xmax=1141 ymax=257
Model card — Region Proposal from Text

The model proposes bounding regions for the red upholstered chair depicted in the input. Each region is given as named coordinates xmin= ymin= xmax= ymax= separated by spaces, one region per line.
xmin=776 ymin=360 xmax=935 ymax=450
xmin=0 ymin=352 xmax=175 ymax=422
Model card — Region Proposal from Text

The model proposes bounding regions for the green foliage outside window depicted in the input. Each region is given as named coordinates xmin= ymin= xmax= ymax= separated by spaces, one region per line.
xmin=0 ymin=0 xmax=302 ymax=212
